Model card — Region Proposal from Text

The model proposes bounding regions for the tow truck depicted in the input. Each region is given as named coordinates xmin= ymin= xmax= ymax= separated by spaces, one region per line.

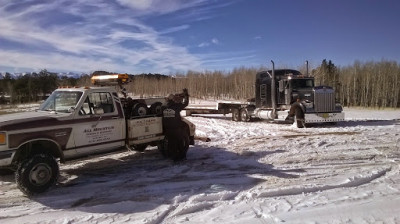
xmin=0 ymin=74 xmax=196 ymax=195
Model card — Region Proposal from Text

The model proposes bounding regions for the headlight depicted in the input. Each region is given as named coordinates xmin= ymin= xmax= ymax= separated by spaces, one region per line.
xmin=0 ymin=132 xmax=6 ymax=145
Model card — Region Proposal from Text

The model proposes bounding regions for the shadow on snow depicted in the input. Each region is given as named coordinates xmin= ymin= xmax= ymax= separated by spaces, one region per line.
xmin=23 ymin=145 xmax=304 ymax=214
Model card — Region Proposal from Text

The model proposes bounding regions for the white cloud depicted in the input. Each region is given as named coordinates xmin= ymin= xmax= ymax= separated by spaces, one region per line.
xmin=198 ymin=37 xmax=219 ymax=48
xmin=211 ymin=38 xmax=219 ymax=44
xmin=116 ymin=0 xmax=152 ymax=10
xmin=198 ymin=42 xmax=210 ymax=48
xmin=0 ymin=0 xmax=207 ymax=73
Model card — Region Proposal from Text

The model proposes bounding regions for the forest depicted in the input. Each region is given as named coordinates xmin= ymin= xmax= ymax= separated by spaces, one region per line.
xmin=0 ymin=60 xmax=399 ymax=108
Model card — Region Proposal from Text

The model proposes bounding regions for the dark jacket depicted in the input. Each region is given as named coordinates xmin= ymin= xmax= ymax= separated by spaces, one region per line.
xmin=162 ymin=93 xmax=189 ymax=130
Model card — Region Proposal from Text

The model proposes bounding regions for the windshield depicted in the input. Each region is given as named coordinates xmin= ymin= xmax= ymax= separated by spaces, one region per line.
xmin=39 ymin=91 xmax=83 ymax=113
xmin=290 ymin=79 xmax=314 ymax=89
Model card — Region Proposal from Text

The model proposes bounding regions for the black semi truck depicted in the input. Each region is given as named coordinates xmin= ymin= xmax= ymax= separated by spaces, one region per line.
xmin=185 ymin=61 xmax=344 ymax=128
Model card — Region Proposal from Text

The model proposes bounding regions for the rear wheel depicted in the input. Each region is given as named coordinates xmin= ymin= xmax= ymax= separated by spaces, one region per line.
xmin=16 ymin=154 xmax=59 ymax=196
xmin=232 ymin=108 xmax=241 ymax=122
xmin=240 ymin=108 xmax=251 ymax=122
xmin=133 ymin=144 xmax=148 ymax=152
xmin=294 ymin=108 xmax=306 ymax=128
xmin=158 ymin=139 xmax=168 ymax=158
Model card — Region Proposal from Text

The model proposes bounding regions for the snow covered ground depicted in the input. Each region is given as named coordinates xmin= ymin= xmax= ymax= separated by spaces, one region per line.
xmin=1 ymin=107 xmax=400 ymax=223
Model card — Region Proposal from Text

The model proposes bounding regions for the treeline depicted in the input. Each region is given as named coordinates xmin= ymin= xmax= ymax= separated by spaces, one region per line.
xmin=126 ymin=68 xmax=261 ymax=100
xmin=1 ymin=60 xmax=399 ymax=108
xmin=0 ymin=70 xmax=88 ymax=103
xmin=127 ymin=60 xmax=400 ymax=108
xmin=313 ymin=60 xmax=400 ymax=108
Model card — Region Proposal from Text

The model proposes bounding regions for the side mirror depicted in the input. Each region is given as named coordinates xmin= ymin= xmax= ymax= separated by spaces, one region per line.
xmin=68 ymin=107 xmax=76 ymax=113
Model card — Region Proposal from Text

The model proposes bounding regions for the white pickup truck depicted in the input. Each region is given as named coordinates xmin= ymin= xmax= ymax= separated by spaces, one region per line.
xmin=0 ymin=86 xmax=195 ymax=195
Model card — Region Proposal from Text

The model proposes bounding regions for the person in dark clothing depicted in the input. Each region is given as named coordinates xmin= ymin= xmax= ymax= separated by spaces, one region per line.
xmin=162 ymin=88 xmax=189 ymax=161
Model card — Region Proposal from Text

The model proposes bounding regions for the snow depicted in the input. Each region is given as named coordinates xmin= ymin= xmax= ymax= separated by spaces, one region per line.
xmin=1 ymin=107 xmax=400 ymax=223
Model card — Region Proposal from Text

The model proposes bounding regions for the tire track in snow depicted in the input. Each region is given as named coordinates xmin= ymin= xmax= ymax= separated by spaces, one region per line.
xmin=255 ymin=167 xmax=391 ymax=198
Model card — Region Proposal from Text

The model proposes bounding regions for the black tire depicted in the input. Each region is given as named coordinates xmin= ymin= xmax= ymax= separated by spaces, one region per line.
xmin=181 ymin=130 xmax=190 ymax=159
xmin=158 ymin=139 xmax=168 ymax=158
xmin=150 ymin=102 xmax=163 ymax=116
xmin=294 ymin=108 xmax=306 ymax=128
xmin=232 ymin=108 xmax=241 ymax=122
xmin=16 ymin=154 xmax=59 ymax=196
xmin=240 ymin=108 xmax=251 ymax=122
xmin=132 ymin=103 xmax=149 ymax=117
xmin=166 ymin=134 xmax=178 ymax=160
xmin=133 ymin=144 xmax=148 ymax=152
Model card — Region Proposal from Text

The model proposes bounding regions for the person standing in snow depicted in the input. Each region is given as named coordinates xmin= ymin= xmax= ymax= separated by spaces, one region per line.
xmin=162 ymin=88 xmax=190 ymax=161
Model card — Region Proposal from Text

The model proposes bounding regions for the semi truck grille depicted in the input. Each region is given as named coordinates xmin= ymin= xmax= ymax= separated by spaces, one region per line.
xmin=314 ymin=88 xmax=335 ymax=112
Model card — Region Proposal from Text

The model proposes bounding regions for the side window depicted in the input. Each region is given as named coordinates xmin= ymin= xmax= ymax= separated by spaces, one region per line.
xmin=89 ymin=92 xmax=115 ymax=114
xmin=79 ymin=97 xmax=93 ymax=115
xmin=79 ymin=92 xmax=115 ymax=115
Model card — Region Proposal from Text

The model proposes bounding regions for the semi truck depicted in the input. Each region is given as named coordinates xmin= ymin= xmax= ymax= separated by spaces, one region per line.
xmin=185 ymin=61 xmax=344 ymax=127
xmin=0 ymin=77 xmax=196 ymax=195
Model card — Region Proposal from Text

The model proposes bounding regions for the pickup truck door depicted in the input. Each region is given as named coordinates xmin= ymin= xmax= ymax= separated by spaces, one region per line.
xmin=72 ymin=91 xmax=125 ymax=155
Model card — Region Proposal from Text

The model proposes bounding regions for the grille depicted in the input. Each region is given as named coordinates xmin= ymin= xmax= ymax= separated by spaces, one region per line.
xmin=314 ymin=88 xmax=335 ymax=112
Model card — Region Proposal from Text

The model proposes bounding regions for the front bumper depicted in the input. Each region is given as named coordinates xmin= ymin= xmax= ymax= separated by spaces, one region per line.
xmin=305 ymin=112 xmax=344 ymax=123
xmin=0 ymin=150 xmax=15 ymax=167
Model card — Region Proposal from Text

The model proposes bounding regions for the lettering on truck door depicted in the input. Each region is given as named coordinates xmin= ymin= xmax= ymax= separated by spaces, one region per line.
xmin=72 ymin=91 xmax=125 ymax=155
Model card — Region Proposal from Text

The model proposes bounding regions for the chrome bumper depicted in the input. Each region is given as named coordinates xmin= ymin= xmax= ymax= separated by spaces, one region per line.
xmin=305 ymin=112 xmax=344 ymax=123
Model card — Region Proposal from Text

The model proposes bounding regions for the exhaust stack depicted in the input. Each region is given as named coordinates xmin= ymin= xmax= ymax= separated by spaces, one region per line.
xmin=271 ymin=60 xmax=276 ymax=118
xmin=306 ymin=60 xmax=309 ymax=76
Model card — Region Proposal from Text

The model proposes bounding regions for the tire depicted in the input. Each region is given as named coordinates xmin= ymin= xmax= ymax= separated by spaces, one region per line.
xmin=232 ymin=108 xmax=241 ymax=122
xmin=150 ymin=102 xmax=163 ymax=116
xmin=16 ymin=154 xmax=59 ymax=196
xmin=181 ymin=130 xmax=190 ymax=159
xmin=294 ymin=108 xmax=306 ymax=128
xmin=132 ymin=103 xmax=149 ymax=117
xmin=133 ymin=144 xmax=147 ymax=152
xmin=240 ymin=108 xmax=251 ymax=122
xmin=166 ymin=134 xmax=178 ymax=160
xmin=158 ymin=139 xmax=168 ymax=158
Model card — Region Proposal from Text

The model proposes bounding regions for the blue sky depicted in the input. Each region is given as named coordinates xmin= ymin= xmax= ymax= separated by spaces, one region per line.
xmin=0 ymin=0 xmax=399 ymax=74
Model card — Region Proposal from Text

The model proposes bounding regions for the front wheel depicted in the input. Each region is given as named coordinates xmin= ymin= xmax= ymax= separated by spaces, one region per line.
xmin=16 ymin=154 xmax=59 ymax=196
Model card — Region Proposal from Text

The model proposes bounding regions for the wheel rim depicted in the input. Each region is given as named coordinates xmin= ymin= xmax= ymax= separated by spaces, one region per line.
xmin=29 ymin=163 xmax=52 ymax=186
xmin=233 ymin=110 xmax=239 ymax=121
xmin=241 ymin=110 xmax=248 ymax=121
xmin=155 ymin=106 xmax=162 ymax=114
xmin=138 ymin=107 xmax=147 ymax=116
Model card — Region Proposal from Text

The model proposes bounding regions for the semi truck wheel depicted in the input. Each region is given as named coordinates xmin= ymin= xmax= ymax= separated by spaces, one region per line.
xmin=232 ymin=108 xmax=241 ymax=122
xmin=240 ymin=108 xmax=251 ymax=122
xmin=294 ymin=108 xmax=306 ymax=128
xmin=16 ymin=154 xmax=59 ymax=196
